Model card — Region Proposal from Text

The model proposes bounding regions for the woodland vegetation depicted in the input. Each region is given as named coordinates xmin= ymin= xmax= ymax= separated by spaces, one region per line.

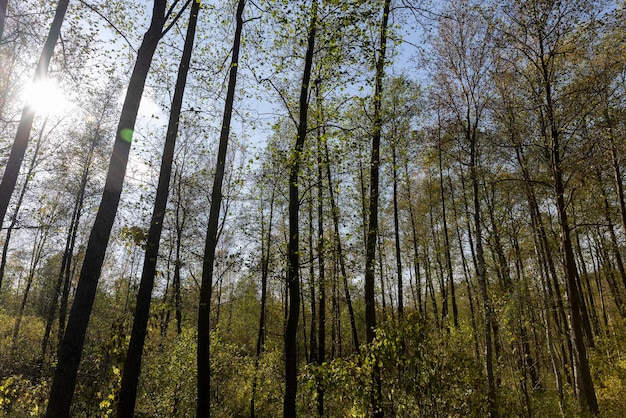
xmin=1 ymin=0 xmax=626 ymax=416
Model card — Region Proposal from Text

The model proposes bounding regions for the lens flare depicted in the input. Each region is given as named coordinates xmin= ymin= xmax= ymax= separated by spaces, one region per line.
xmin=21 ymin=78 xmax=72 ymax=115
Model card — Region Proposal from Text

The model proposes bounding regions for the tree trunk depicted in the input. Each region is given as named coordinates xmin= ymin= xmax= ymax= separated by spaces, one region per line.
xmin=469 ymin=119 xmax=497 ymax=418
xmin=117 ymin=2 xmax=199 ymax=416
xmin=438 ymin=137 xmax=457 ymax=327
xmin=283 ymin=2 xmax=317 ymax=415
xmin=0 ymin=0 xmax=68 ymax=228
xmin=364 ymin=1 xmax=390 ymax=416
xmin=0 ymin=0 xmax=7 ymax=41
xmin=250 ymin=187 xmax=274 ymax=418
xmin=45 ymin=2 xmax=170 ymax=415
xmin=543 ymin=67 xmax=598 ymax=413
xmin=197 ymin=1 xmax=245 ymax=415
xmin=0 ymin=116 xmax=47 ymax=292
xmin=392 ymin=144 xmax=404 ymax=317
xmin=324 ymin=142 xmax=359 ymax=352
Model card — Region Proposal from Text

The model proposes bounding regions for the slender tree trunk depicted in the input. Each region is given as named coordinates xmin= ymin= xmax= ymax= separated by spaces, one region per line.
xmin=45 ymin=2 xmax=171 ymax=415
xmin=283 ymin=2 xmax=317 ymax=415
xmin=251 ymin=188 xmax=274 ymax=418
xmin=324 ymin=142 xmax=359 ymax=352
xmin=468 ymin=119 xmax=497 ymax=417
xmin=117 ymin=2 xmax=199 ymax=416
xmin=42 ymin=134 xmax=95 ymax=362
xmin=364 ymin=2 xmax=390 ymax=416
xmin=0 ymin=0 xmax=7 ymax=41
xmin=605 ymin=114 xmax=626 ymax=241
xmin=543 ymin=63 xmax=598 ymax=412
xmin=316 ymin=126 xmax=326 ymax=416
xmin=12 ymin=219 xmax=52 ymax=349
xmin=0 ymin=0 xmax=68 ymax=228
xmin=438 ymin=138 xmax=457 ymax=327
xmin=404 ymin=162 xmax=423 ymax=315
xmin=198 ymin=2 xmax=245 ymax=415
xmin=392 ymin=144 xmax=404 ymax=317
xmin=0 ymin=116 xmax=47 ymax=292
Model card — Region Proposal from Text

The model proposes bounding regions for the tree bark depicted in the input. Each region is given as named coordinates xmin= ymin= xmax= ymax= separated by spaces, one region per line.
xmin=364 ymin=2 xmax=390 ymax=416
xmin=117 ymin=2 xmax=199 ymax=416
xmin=283 ymin=2 xmax=317 ymax=415
xmin=45 ymin=2 xmax=170 ymax=415
xmin=197 ymin=1 xmax=245 ymax=416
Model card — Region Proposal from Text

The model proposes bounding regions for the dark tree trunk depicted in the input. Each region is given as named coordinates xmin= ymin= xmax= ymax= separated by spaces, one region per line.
xmin=468 ymin=117 xmax=497 ymax=418
xmin=542 ymin=62 xmax=598 ymax=413
xmin=404 ymin=161 xmax=423 ymax=315
xmin=324 ymin=141 xmax=359 ymax=352
xmin=438 ymin=137 xmax=457 ymax=327
xmin=284 ymin=2 xmax=317 ymax=415
xmin=0 ymin=0 xmax=68 ymax=228
xmin=250 ymin=187 xmax=274 ymax=418
xmin=0 ymin=0 xmax=7 ymax=41
xmin=364 ymin=2 xmax=390 ymax=416
xmin=117 ymin=2 xmax=199 ymax=416
xmin=392 ymin=144 xmax=404 ymax=317
xmin=197 ymin=1 xmax=245 ymax=416
xmin=316 ymin=106 xmax=326 ymax=415
xmin=44 ymin=2 xmax=171 ymax=415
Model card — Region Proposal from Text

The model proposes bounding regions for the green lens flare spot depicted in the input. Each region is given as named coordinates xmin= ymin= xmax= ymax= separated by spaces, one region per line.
xmin=120 ymin=128 xmax=134 ymax=143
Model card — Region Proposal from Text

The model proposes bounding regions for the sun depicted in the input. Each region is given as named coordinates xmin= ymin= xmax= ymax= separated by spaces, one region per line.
xmin=21 ymin=78 xmax=72 ymax=116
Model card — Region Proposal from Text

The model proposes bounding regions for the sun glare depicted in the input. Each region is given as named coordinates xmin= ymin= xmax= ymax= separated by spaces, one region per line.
xmin=21 ymin=79 xmax=72 ymax=116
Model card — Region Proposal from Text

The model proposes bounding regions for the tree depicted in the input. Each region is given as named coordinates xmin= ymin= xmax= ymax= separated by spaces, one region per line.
xmin=117 ymin=1 xmax=200 ymax=416
xmin=45 ymin=1 xmax=190 ymax=415
xmin=197 ymin=0 xmax=245 ymax=415
xmin=363 ymin=0 xmax=391 ymax=415
xmin=283 ymin=1 xmax=317 ymax=415
xmin=494 ymin=0 xmax=601 ymax=413
xmin=430 ymin=1 xmax=497 ymax=414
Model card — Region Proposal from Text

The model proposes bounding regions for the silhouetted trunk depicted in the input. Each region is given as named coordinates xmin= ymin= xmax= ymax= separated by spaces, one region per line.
xmin=284 ymin=2 xmax=317 ymax=415
xmin=44 ymin=2 xmax=174 ymax=415
xmin=392 ymin=144 xmax=404 ymax=317
xmin=0 ymin=0 xmax=68 ymax=228
xmin=250 ymin=187 xmax=274 ymax=418
xmin=468 ymin=116 xmax=497 ymax=418
xmin=117 ymin=2 xmax=199 ymax=416
xmin=197 ymin=1 xmax=245 ymax=415
xmin=438 ymin=136 xmax=457 ymax=327
xmin=543 ymin=61 xmax=598 ymax=413
xmin=364 ymin=2 xmax=390 ymax=416
xmin=404 ymin=161 xmax=423 ymax=315
xmin=316 ymin=105 xmax=326 ymax=415
xmin=606 ymin=114 xmax=626 ymax=243
xmin=324 ymin=141 xmax=359 ymax=352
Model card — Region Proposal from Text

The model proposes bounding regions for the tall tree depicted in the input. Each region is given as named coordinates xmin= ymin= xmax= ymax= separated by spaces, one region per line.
xmin=197 ymin=0 xmax=246 ymax=415
xmin=44 ymin=1 xmax=190 ymax=415
xmin=431 ymin=0 xmax=497 ymax=414
xmin=363 ymin=0 xmax=391 ymax=416
xmin=495 ymin=0 xmax=600 ymax=413
xmin=117 ymin=1 xmax=200 ymax=416
xmin=0 ymin=0 xmax=68 ymax=228
xmin=283 ymin=1 xmax=317 ymax=415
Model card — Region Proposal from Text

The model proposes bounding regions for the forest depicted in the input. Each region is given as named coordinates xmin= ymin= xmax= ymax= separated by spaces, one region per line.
xmin=1 ymin=0 xmax=626 ymax=416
